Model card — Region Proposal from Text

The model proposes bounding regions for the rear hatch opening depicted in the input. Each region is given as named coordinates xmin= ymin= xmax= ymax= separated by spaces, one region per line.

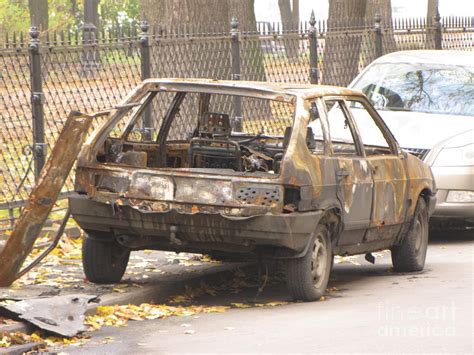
xmin=78 ymin=89 xmax=298 ymax=215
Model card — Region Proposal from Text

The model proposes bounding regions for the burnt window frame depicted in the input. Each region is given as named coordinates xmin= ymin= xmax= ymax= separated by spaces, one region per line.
xmin=320 ymin=96 xmax=365 ymax=158
xmin=341 ymin=96 xmax=401 ymax=156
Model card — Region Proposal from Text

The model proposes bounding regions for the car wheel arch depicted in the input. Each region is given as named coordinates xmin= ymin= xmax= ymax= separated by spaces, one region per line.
xmin=318 ymin=208 xmax=342 ymax=249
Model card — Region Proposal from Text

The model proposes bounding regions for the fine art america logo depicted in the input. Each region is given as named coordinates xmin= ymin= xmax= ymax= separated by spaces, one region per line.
xmin=377 ymin=301 xmax=458 ymax=337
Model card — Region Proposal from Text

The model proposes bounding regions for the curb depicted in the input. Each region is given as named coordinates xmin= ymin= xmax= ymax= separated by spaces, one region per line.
xmin=0 ymin=262 xmax=254 ymax=335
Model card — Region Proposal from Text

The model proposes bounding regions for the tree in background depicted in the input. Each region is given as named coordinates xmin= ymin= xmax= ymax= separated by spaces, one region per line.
xmin=29 ymin=0 xmax=48 ymax=30
xmin=0 ymin=0 xmax=29 ymax=34
xmin=99 ymin=0 xmax=140 ymax=28
xmin=427 ymin=0 xmax=439 ymax=20
xmin=1 ymin=0 xmax=140 ymax=35
xmin=426 ymin=0 xmax=440 ymax=46
xmin=139 ymin=0 xmax=265 ymax=80
xmin=278 ymin=0 xmax=300 ymax=61
xmin=323 ymin=0 xmax=393 ymax=86
xmin=139 ymin=0 xmax=268 ymax=122
xmin=279 ymin=0 xmax=299 ymax=24
xmin=139 ymin=0 xmax=259 ymax=31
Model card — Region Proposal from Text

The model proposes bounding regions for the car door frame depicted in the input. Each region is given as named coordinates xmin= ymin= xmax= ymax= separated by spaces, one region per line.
xmin=319 ymin=96 xmax=374 ymax=247
xmin=342 ymin=96 xmax=409 ymax=244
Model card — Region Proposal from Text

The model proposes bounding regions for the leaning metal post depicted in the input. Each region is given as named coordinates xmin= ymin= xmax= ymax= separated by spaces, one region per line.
xmin=0 ymin=111 xmax=95 ymax=287
xmin=230 ymin=17 xmax=243 ymax=132
xmin=373 ymin=13 xmax=383 ymax=59
xmin=29 ymin=27 xmax=46 ymax=180
xmin=308 ymin=11 xmax=319 ymax=85
xmin=140 ymin=20 xmax=153 ymax=140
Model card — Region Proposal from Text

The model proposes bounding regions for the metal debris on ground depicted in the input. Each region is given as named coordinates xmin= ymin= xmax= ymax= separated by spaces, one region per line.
xmin=0 ymin=294 xmax=98 ymax=337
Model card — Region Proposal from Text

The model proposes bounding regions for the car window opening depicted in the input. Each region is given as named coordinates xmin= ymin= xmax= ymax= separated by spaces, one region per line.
xmin=96 ymin=91 xmax=301 ymax=176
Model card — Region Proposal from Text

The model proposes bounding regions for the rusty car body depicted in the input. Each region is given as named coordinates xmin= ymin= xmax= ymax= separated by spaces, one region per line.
xmin=69 ymin=79 xmax=436 ymax=301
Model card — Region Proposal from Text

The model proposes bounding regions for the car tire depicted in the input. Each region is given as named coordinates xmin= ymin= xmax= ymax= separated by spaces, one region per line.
xmin=82 ymin=235 xmax=130 ymax=284
xmin=391 ymin=197 xmax=429 ymax=272
xmin=286 ymin=225 xmax=332 ymax=301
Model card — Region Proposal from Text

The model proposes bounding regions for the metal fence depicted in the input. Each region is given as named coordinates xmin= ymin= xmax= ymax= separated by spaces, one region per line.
xmin=1 ymin=13 xmax=473 ymax=230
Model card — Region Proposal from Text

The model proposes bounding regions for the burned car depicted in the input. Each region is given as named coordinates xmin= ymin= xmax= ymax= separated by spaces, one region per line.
xmin=70 ymin=79 xmax=436 ymax=301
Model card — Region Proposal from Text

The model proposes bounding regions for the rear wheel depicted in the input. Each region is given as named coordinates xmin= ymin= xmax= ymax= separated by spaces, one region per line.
xmin=391 ymin=197 xmax=429 ymax=272
xmin=286 ymin=225 xmax=332 ymax=301
xmin=82 ymin=234 xmax=130 ymax=284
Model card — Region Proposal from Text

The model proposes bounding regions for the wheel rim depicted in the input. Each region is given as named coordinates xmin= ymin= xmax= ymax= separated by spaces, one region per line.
xmin=311 ymin=234 xmax=328 ymax=288
xmin=414 ymin=215 xmax=424 ymax=253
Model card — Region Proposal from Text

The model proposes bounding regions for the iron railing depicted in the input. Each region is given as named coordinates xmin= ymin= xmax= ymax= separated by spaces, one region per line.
xmin=1 ymin=13 xmax=473 ymax=230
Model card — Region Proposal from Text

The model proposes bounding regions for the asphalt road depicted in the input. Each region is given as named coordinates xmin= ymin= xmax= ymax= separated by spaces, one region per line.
xmin=64 ymin=231 xmax=473 ymax=354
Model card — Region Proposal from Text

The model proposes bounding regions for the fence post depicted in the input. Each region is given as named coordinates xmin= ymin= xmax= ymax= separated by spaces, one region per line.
xmin=434 ymin=8 xmax=442 ymax=50
xmin=140 ymin=20 xmax=153 ymax=140
xmin=308 ymin=11 xmax=319 ymax=84
xmin=28 ymin=27 xmax=46 ymax=181
xmin=373 ymin=13 xmax=383 ymax=58
xmin=230 ymin=17 xmax=243 ymax=132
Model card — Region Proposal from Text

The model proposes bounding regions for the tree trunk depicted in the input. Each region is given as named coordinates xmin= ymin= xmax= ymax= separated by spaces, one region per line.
xmin=228 ymin=0 xmax=270 ymax=119
xmin=322 ymin=0 xmax=367 ymax=86
xmin=365 ymin=0 xmax=392 ymax=23
xmin=229 ymin=0 xmax=257 ymax=30
xmin=278 ymin=0 xmax=300 ymax=62
xmin=140 ymin=0 xmax=266 ymax=81
xmin=322 ymin=0 xmax=394 ymax=86
xmin=141 ymin=0 xmax=229 ymax=32
xmin=365 ymin=0 xmax=396 ymax=57
xmin=81 ymin=0 xmax=100 ymax=77
xmin=29 ymin=0 xmax=48 ymax=31
xmin=140 ymin=0 xmax=230 ymax=80
xmin=427 ymin=0 xmax=439 ymax=19
xmin=426 ymin=0 xmax=439 ymax=48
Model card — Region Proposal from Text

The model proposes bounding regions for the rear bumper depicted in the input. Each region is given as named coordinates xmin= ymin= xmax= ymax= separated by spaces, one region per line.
xmin=69 ymin=195 xmax=322 ymax=253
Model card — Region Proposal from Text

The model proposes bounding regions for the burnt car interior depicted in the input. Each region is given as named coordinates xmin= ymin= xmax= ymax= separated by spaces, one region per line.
xmin=96 ymin=90 xmax=310 ymax=175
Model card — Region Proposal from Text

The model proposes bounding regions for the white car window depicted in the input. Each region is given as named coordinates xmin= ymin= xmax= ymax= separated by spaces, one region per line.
xmin=353 ymin=63 xmax=474 ymax=116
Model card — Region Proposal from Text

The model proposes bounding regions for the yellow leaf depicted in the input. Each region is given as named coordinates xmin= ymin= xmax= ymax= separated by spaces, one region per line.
xmin=265 ymin=301 xmax=288 ymax=307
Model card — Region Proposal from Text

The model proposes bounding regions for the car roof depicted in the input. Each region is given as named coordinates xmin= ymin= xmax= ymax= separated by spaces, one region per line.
xmin=370 ymin=50 xmax=474 ymax=67
xmin=141 ymin=78 xmax=363 ymax=101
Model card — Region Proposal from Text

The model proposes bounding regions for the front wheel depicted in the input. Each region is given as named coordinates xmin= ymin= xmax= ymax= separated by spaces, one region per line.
xmin=391 ymin=197 xmax=429 ymax=272
xmin=82 ymin=234 xmax=130 ymax=284
xmin=286 ymin=225 xmax=332 ymax=301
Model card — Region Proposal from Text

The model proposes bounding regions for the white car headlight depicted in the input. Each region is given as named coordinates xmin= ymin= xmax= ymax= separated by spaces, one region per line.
xmin=433 ymin=143 xmax=474 ymax=167
xmin=446 ymin=190 xmax=474 ymax=203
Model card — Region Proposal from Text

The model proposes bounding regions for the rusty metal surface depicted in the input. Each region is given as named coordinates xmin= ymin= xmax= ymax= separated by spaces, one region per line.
xmin=71 ymin=80 xmax=436 ymax=258
xmin=0 ymin=111 xmax=95 ymax=287
xmin=0 ymin=294 xmax=98 ymax=337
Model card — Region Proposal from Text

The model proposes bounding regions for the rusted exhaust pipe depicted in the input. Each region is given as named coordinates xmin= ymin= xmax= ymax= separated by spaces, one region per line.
xmin=0 ymin=111 xmax=94 ymax=287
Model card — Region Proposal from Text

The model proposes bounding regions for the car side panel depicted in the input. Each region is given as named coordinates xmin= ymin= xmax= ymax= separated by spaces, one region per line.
xmin=334 ymin=157 xmax=373 ymax=246
xmin=365 ymin=156 xmax=408 ymax=242
xmin=404 ymin=154 xmax=437 ymax=215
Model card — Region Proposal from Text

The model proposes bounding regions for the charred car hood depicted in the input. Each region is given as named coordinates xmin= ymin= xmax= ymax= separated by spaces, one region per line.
xmin=377 ymin=110 xmax=474 ymax=150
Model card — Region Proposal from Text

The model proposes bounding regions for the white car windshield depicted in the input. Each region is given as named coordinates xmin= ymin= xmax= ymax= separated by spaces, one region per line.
xmin=352 ymin=63 xmax=474 ymax=116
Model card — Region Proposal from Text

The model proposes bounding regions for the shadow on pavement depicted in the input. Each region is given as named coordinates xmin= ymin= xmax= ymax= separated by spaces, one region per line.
xmin=429 ymin=229 xmax=473 ymax=244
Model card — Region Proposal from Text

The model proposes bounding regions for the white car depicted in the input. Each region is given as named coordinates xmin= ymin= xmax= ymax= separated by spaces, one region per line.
xmin=349 ymin=50 xmax=474 ymax=230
